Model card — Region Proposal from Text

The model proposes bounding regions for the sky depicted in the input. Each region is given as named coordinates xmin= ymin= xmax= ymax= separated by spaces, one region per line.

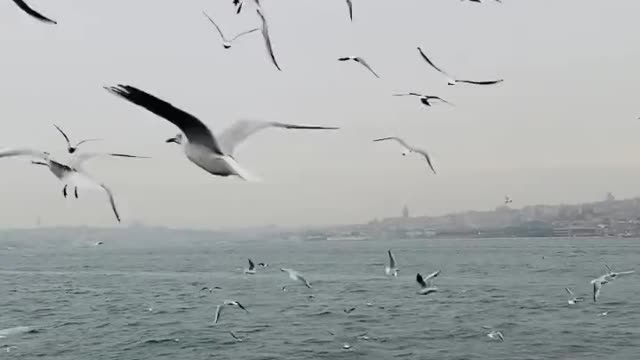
xmin=1 ymin=0 xmax=640 ymax=229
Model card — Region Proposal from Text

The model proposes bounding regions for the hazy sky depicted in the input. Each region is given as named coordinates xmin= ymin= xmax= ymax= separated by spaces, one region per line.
xmin=2 ymin=0 xmax=640 ymax=228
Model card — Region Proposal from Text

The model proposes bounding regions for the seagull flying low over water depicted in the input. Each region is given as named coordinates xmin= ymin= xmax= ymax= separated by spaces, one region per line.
xmin=200 ymin=286 xmax=222 ymax=293
xmin=385 ymin=249 xmax=398 ymax=277
xmin=393 ymin=93 xmax=453 ymax=107
xmin=105 ymin=85 xmax=338 ymax=181
xmin=504 ymin=196 xmax=513 ymax=205
xmin=229 ymin=331 xmax=243 ymax=342
xmin=373 ymin=137 xmax=436 ymax=174
xmin=53 ymin=124 xmax=101 ymax=154
xmin=257 ymin=9 xmax=281 ymax=71
xmin=214 ymin=300 xmax=249 ymax=324
xmin=487 ymin=330 xmax=505 ymax=341
xmin=417 ymin=47 xmax=503 ymax=86
xmin=591 ymin=275 xmax=609 ymax=303
xmin=604 ymin=264 xmax=635 ymax=281
xmin=12 ymin=0 xmax=57 ymax=24
xmin=338 ymin=56 xmax=380 ymax=78
xmin=244 ymin=259 xmax=256 ymax=274
xmin=416 ymin=271 xmax=440 ymax=295
xmin=203 ymin=11 xmax=259 ymax=49
xmin=280 ymin=268 xmax=312 ymax=288
xmin=565 ymin=287 xmax=584 ymax=305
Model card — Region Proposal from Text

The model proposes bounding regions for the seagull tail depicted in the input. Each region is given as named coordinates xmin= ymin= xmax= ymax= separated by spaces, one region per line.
xmin=225 ymin=156 xmax=262 ymax=182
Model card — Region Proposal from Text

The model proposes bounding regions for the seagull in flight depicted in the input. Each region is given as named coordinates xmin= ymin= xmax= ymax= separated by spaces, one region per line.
xmin=12 ymin=0 xmax=57 ymax=24
xmin=565 ymin=287 xmax=584 ymax=305
xmin=203 ymin=11 xmax=259 ymax=49
xmin=338 ymin=56 xmax=380 ymax=78
xmin=244 ymin=259 xmax=256 ymax=274
xmin=214 ymin=300 xmax=249 ymax=324
xmin=417 ymin=47 xmax=503 ymax=86
xmin=591 ymin=275 xmax=609 ymax=303
xmin=416 ymin=271 xmax=440 ymax=295
xmin=604 ymin=264 xmax=635 ymax=281
xmin=504 ymin=196 xmax=513 ymax=205
xmin=199 ymin=286 xmax=222 ymax=293
xmin=373 ymin=137 xmax=436 ymax=174
xmin=385 ymin=249 xmax=398 ymax=277
xmin=487 ymin=330 xmax=505 ymax=341
xmin=257 ymin=9 xmax=281 ymax=71
xmin=53 ymin=124 xmax=101 ymax=154
xmin=345 ymin=0 xmax=353 ymax=21
xmin=229 ymin=331 xmax=243 ymax=342
xmin=393 ymin=93 xmax=453 ymax=107
xmin=105 ymin=85 xmax=338 ymax=181
xmin=280 ymin=268 xmax=312 ymax=288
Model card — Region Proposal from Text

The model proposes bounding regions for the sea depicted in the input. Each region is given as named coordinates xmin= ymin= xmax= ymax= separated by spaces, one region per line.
xmin=1 ymin=233 xmax=639 ymax=359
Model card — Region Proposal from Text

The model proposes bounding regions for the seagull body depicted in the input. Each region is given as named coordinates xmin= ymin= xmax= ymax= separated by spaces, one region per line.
xmin=203 ymin=11 xmax=259 ymax=49
xmin=416 ymin=271 xmax=440 ymax=295
xmin=565 ymin=287 xmax=584 ymax=305
xmin=393 ymin=93 xmax=453 ymax=107
xmin=373 ymin=137 xmax=436 ymax=174
xmin=604 ymin=264 xmax=635 ymax=281
xmin=591 ymin=275 xmax=609 ymax=303
xmin=214 ymin=300 xmax=249 ymax=324
xmin=105 ymin=85 xmax=338 ymax=181
xmin=487 ymin=330 xmax=505 ymax=341
xmin=417 ymin=47 xmax=503 ymax=86
xmin=12 ymin=0 xmax=56 ymax=24
xmin=384 ymin=249 xmax=398 ymax=277
xmin=338 ymin=56 xmax=380 ymax=78
xmin=257 ymin=9 xmax=281 ymax=71
xmin=280 ymin=268 xmax=312 ymax=288
xmin=53 ymin=124 xmax=101 ymax=154
xmin=244 ymin=259 xmax=256 ymax=274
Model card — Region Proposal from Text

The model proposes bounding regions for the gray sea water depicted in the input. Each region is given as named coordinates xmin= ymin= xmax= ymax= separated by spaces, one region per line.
xmin=1 ymin=235 xmax=639 ymax=359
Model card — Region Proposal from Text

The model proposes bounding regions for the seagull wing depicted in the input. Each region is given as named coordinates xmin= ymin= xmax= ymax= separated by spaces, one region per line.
xmin=214 ymin=305 xmax=223 ymax=324
xmin=257 ymin=9 xmax=281 ymax=71
xmin=604 ymin=264 xmax=613 ymax=274
xmin=455 ymin=79 xmax=504 ymax=85
xmin=69 ymin=152 xmax=149 ymax=171
xmin=0 ymin=148 xmax=49 ymax=161
xmin=100 ymin=183 xmax=121 ymax=223
xmin=426 ymin=96 xmax=454 ymax=106
xmin=416 ymin=273 xmax=427 ymax=288
xmin=354 ymin=57 xmax=380 ymax=78
xmin=372 ymin=136 xmax=411 ymax=149
xmin=424 ymin=270 xmax=440 ymax=282
xmin=345 ymin=0 xmax=353 ymax=21
xmin=230 ymin=28 xmax=260 ymax=41
xmin=203 ymin=11 xmax=228 ymax=41
xmin=393 ymin=93 xmax=422 ymax=97
xmin=12 ymin=0 xmax=57 ymax=24
xmin=565 ymin=287 xmax=574 ymax=296
xmin=105 ymin=85 xmax=224 ymax=155
xmin=417 ymin=47 xmax=450 ymax=78
xmin=296 ymin=273 xmax=312 ymax=288
xmin=412 ymin=149 xmax=437 ymax=174
xmin=388 ymin=250 xmax=396 ymax=269
xmin=248 ymin=258 xmax=255 ymax=270
xmin=496 ymin=331 xmax=505 ymax=341
xmin=617 ymin=270 xmax=635 ymax=276
xmin=593 ymin=281 xmax=602 ymax=302
xmin=236 ymin=302 xmax=249 ymax=312
xmin=218 ymin=119 xmax=338 ymax=155
xmin=53 ymin=124 xmax=71 ymax=147
xmin=75 ymin=138 xmax=103 ymax=147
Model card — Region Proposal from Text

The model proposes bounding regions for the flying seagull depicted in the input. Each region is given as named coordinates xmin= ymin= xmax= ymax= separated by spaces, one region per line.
xmin=416 ymin=271 xmax=439 ymax=295
xmin=393 ymin=93 xmax=454 ymax=107
xmin=373 ymin=137 xmax=436 ymax=174
xmin=487 ymin=330 xmax=505 ymax=341
xmin=417 ymin=47 xmax=503 ymax=86
xmin=604 ymin=264 xmax=635 ymax=281
xmin=385 ymin=249 xmax=398 ymax=277
xmin=0 ymin=149 xmax=144 ymax=222
xmin=12 ymin=0 xmax=56 ymax=24
xmin=338 ymin=56 xmax=380 ymax=78
xmin=280 ymin=268 xmax=312 ymax=288
xmin=203 ymin=11 xmax=259 ymax=49
xmin=257 ymin=9 xmax=281 ymax=71
xmin=229 ymin=331 xmax=243 ymax=342
xmin=53 ymin=125 xmax=102 ymax=154
xmin=214 ymin=300 xmax=249 ymax=324
xmin=504 ymin=196 xmax=513 ymax=205
xmin=591 ymin=275 xmax=609 ymax=303
xmin=200 ymin=286 xmax=222 ymax=293
xmin=565 ymin=287 xmax=584 ymax=305
xmin=344 ymin=307 xmax=356 ymax=314
xmin=105 ymin=85 xmax=338 ymax=181
xmin=244 ymin=259 xmax=256 ymax=274
xmin=345 ymin=0 xmax=353 ymax=21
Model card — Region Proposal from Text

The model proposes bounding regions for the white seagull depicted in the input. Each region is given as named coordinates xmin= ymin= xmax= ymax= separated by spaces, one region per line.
xmin=257 ymin=9 xmax=281 ymax=71
xmin=604 ymin=264 xmax=635 ymax=281
xmin=565 ymin=287 xmax=584 ymax=305
xmin=487 ymin=330 xmax=505 ymax=341
xmin=244 ymin=259 xmax=256 ymax=274
xmin=105 ymin=85 xmax=338 ymax=181
xmin=384 ymin=249 xmax=398 ymax=277
xmin=591 ymin=275 xmax=609 ymax=303
xmin=12 ymin=0 xmax=56 ymax=24
xmin=393 ymin=93 xmax=454 ymax=107
xmin=416 ymin=271 xmax=440 ymax=295
xmin=214 ymin=300 xmax=249 ymax=324
xmin=203 ymin=11 xmax=259 ymax=49
xmin=417 ymin=47 xmax=503 ymax=86
xmin=53 ymin=124 xmax=101 ymax=154
xmin=338 ymin=56 xmax=380 ymax=78
xmin=280 ymin=268 xmax=312 ymax=288
xmin=373 ymin=137 xmax=436 ymax=174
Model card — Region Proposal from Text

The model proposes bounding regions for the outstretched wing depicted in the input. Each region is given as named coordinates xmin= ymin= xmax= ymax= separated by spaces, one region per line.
xmin=69 ymin=152 xmax=149 ymax=171
xmin=354 ymin=57 xmax=380 ymax=78
xmin=417 ymin=47 xmax=450 ymax=78
xmin=345 ymin=0 xmax=353 ymax=21
xmin=53 ymin=124 xmax=71 ymax=147
xmin=0 ymin=148 xmax=49 ymax=161
xmin=257 ymin=9 xmax=281 ymax=71
xmin=214 ymin=305 xmax=223 ymax=324
xmin=593 ymin=281 xmax=602 ymax=302
xmin=456 ymin=79 xmax=503 ymax=85
xmin=218 ymin=119 xmax=338 ymax=155
xmin=75 ymin=138 xmax=103 ymax=147
xmin=412 ymin=149 xmax=437 ymax=174
xmin=388 ymin=250 xmax=396 ymax=268
xmin=565 ymin=287 xmax=574 ymax=296
xmin=248 ymin=258 xmax=255 ymax=270
xmin=236 ymin=302 xmax=249 ymax=312
xmin=12 ymin=0 xmax=57 ymax=24
xmin=416 ymin=273 xmax=427 ymax=288
xmin=203 ymin=11 xmax=227 ymax=40
xmin=231 ymin=28 xmax=260 ymax=41
xmin=373 ymin=137 xmax=410 ymax=149
xmin=100 ymin=184 xmax=121 ymax=223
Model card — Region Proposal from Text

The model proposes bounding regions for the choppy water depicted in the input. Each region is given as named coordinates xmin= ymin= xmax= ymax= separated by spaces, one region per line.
xmin=1 ymin=235 xmax=639 ymax=359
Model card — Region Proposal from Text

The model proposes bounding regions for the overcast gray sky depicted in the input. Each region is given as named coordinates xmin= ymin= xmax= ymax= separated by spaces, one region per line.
xmin=1 ymin=0 xmax=640 ymax=228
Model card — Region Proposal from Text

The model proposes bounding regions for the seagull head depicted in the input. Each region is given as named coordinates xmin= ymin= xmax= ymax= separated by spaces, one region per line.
xmin=447 ymin=79 xmax=457 ymax=86
xmin=165 ymin=134 xmax=183 ymax=145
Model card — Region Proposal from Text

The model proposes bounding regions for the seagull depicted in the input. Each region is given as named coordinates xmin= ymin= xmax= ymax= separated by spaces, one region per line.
xmin=504 ymin=196 xmax=513 ymax=205
xmin=280 ymin=268 xmax=312 ymax=288
xmin=591 ymin=275 xmax=609 ymax=303
xmin=487 ymin=330 xmax=505 ymax=341
xmin=229 ymin=331 xmax=243 ymax=342
xmin=105 ymin=85 xmax=338 ymax=181
xmin=416 ymin=271 xmax=440 ymax=295
xmin=338 ymin=56 xmax=380 ymax=78
xmin=565 ymin=287 xmax=584 ymax=305
xmin=0 ymin=149 xmax=144 ymax=222
xmin=344 ymin=307 xmax=356 ymax=314
xmin=214 ymin=300 xmax=249 ymax=324
xmin=604 ymin=264 xmax=635 ymax=281
xmin=417 ymin=47 xmax=503 ymax=86
xmin=244 ymin=259 xmax=256 ymax=274
xmin=256 ymin=9 xmax=281 ymax=71
xmin=12 ymin=0 xmax=56 ymax=24
xmin=393 ymin=93 xmax=453 ymax=107
xmin=199 ymin=286 xmax=222 ymax=293
xmin=345 ymin=0 xmax=353 ymax=21
xmin=53 ymin=125 xmax=102 ymax=154
xmin=385 ymin=249 xmax=398 ymax=277
xmin=373 ymin=137 xmax=436 ymax=174
xmin=203 ymin=11 xmax=259 ymax=49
